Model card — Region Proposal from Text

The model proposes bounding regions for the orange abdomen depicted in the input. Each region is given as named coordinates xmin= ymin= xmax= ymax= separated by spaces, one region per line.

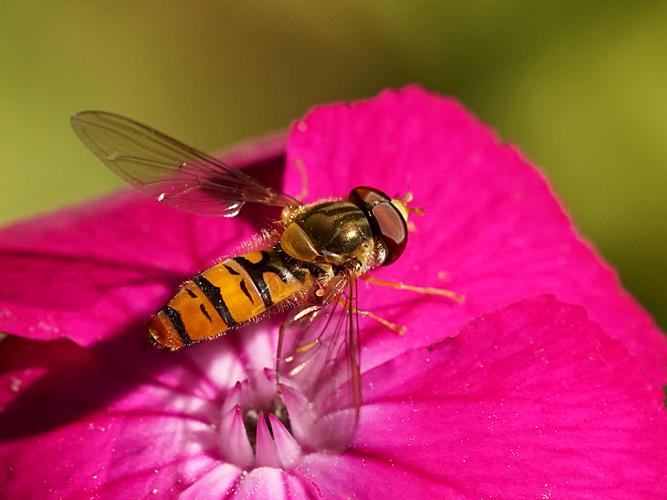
xmin=149 ymin=249 xmax=311 ymax=350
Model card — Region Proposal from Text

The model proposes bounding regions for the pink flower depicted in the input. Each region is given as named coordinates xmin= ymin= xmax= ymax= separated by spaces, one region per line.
xmin=1 ymin=87 xmax=665 ymax=498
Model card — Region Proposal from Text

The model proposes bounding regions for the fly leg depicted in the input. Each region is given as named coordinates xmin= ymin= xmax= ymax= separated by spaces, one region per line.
xmin=337 ymin=297 xmax=407 ymax=336
xmin=355 ymin=308 xmax=406 ymax=335
xmin=275 ymin=305 xmax=324 ymax=388
xmin=362 ymin=275 xmax=465 ymax=303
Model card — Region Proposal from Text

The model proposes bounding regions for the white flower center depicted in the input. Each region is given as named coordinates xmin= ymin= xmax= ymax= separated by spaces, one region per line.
xmin=218 ymin=369 xmax=301 ymax=470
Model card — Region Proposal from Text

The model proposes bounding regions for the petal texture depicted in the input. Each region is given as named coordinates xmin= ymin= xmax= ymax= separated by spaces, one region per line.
xmin=300 ymin=296 xmax=667 ymax=498
xmin=284 ymin=86 xmax=667 ymax=383
xmin=0 ymin=337 xmax=220 ymax=498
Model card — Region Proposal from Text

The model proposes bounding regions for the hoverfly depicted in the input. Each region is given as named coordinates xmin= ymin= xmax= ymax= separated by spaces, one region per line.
xmin=71 ymin=111 xmax=462 ymax=450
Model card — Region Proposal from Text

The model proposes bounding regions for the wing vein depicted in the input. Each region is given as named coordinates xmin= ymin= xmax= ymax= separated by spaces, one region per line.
xmin=71 ymin=111 xmax=298 ymax=215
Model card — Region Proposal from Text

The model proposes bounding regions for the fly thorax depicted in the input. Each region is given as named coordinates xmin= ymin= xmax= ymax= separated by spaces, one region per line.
xmin=280 ymin=201 xmax=374 ymax=268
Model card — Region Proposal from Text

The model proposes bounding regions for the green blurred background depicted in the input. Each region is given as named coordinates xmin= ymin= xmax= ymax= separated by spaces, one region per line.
xmin=1 ymin=1 xmax=665 ymax=327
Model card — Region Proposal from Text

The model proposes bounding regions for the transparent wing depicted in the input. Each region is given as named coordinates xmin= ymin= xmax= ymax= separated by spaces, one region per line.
xmin=276 ymin=276 xmax=362 ymax=451
xmin=71 ymin=111 xmax=298 ymax=216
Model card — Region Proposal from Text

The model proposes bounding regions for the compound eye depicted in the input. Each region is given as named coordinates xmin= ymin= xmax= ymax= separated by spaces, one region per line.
xmin=370 ymin=202 xmax=407 ymax=265
xmin=349 ymin=186 xmax=407 ymax=266
xmin=348 ymin=186 xmax=391 ymax=208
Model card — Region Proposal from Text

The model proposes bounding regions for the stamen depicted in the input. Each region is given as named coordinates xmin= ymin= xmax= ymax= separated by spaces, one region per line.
xmin=220 ymin=381 xmax=242 ymax=416
xmin=269 ymin=414 xmax=301 ymax=468
xmin=278 ymin=384 xmax=316 ymax=448
xmin=218 ymin=371 xmax=302 ymax=470
xmin=217 ymin=365 xmax=354 ymax=470
xmin=219 ymin=405 xmax=254 ymax=469
xmin=254 ymin=412 xmax=280 ymax=468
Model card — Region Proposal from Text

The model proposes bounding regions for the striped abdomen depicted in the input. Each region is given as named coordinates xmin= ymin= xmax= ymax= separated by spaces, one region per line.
xmin=149 ymin=249 xmax=313 ymax=350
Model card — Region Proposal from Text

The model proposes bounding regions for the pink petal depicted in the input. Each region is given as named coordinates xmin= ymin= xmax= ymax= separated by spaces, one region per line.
xmin=179 ymin=463 xmax=242 ymax=499
xmin=233 ymin=467 xmax=312 ymax=499
xmin=300 ymin=296 xmax=667 ymax=497
xmin=0 ymin=336 xmax=220 ymax=498
xmin=284 ymin=86 xmax=667 ymax=384
xmin=180 ymin=463 xmax=319 ymax=500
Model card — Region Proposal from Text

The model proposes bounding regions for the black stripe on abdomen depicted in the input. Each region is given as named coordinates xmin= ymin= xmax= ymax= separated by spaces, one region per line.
xmin=193 ymin=274 xmax=238 ymax=327
xmin=162 ymin=306 xmax=193 ymax=346
xmin=199 ymin=304 xmax=212 ymax=322
xmin=233 ymin=251 xmax=292 ymax=309
xmin=239 ymin=279 xmax=254 ymax=303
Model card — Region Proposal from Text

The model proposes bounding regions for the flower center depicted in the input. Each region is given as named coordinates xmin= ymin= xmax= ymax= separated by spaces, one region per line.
xmin=218 ymin=369 xmax=302 ymax=470
xmin=241 ymin=396 xmax=291 ymax=450
xmin=218 ymin=363 xmax=359 ymax=471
